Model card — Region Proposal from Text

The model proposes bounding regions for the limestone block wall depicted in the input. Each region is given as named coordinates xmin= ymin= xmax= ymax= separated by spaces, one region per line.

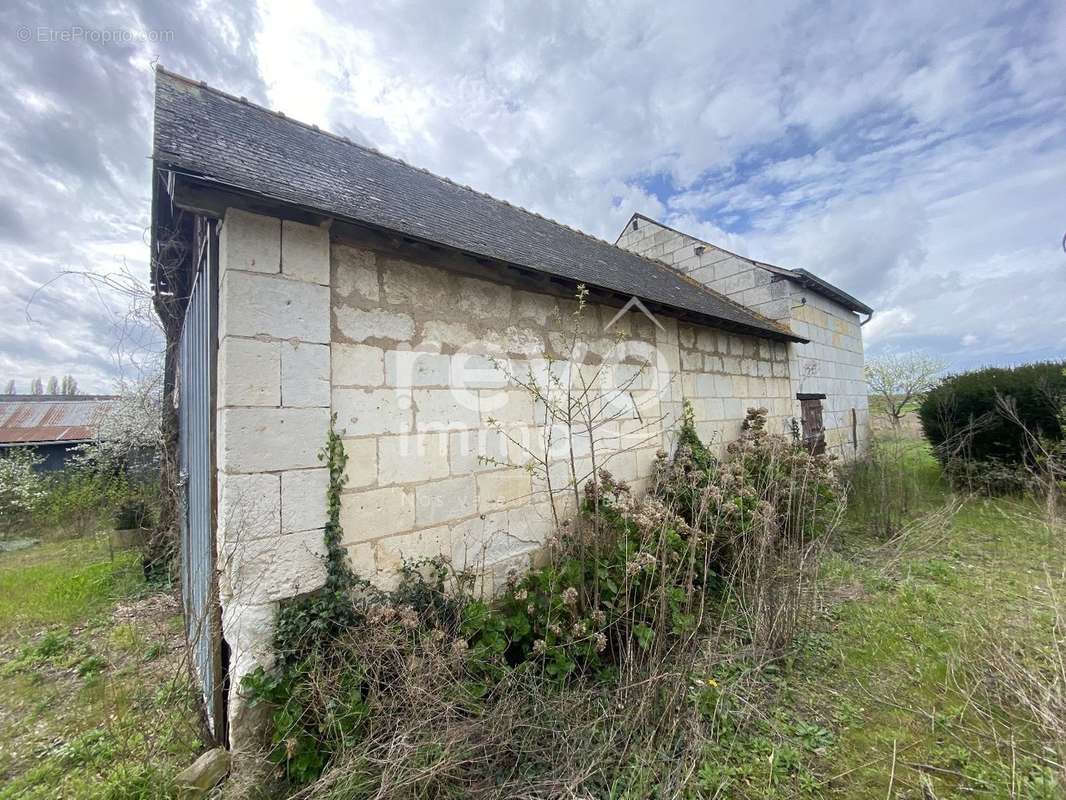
xmin=330 ymin=236 xmax=681 ymax=592
xmin=676 ymin=323 xmax=793 ymax=445
xmin=214 ymin=209 xmax=333 ymax=750
xmin=786 ymin=290 xmax=869 ymax=455
xmin=616 ymin=218 xmax=792 ymax=321
xmin=210 ymin=206 xmax=861 ymax=748
xmin=617 ymin=215 xmax=870 ymax=456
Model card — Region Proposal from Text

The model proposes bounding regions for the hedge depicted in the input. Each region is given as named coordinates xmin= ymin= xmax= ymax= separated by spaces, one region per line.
xmin=918 ymin=361 xmax=1066 ymax=465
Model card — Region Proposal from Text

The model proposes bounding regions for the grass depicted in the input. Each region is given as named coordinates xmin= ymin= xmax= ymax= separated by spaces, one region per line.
xmin=0 ymin=537 xmax=143 ymax=629
xmin=0 ymin=535 xmax=203 ymax=799
xmin=2 ymin=439 xmax=1061 ymax=799
xmin=689 ymin=436 xmax=1066 ymax=799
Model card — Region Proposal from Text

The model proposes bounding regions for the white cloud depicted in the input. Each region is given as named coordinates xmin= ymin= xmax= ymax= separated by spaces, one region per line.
xmin=0 ymin=0 xmax=1064 ymax=390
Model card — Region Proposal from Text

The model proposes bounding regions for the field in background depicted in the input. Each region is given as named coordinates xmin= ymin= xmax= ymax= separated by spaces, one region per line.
xmin=0 ymin=536 xmax=202 ymax=799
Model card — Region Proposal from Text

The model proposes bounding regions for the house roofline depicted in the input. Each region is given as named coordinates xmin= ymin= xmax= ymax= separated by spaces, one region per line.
xmin=151 ymin=67 xmax=807 ymax=346
xmin=618 ymin=212 xmax=873 ymax=315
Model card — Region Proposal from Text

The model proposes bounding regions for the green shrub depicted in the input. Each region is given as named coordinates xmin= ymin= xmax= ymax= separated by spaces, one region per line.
xmin=655 ymin=406 xmax=841 ymax=577
xmin=113 ymin=497 xmax=153 ymax=530
xmin=33 ymin=469 xmax=131 ymax=538
xmin=919 ymin=362 xmax=1066 ymax=467
xmin=244 ymin=409 xmax=844 ymax=786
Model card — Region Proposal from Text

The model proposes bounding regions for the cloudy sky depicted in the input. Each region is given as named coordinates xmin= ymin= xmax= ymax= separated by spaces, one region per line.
xmin=1 ymin=0 xmax=1064 ymax=393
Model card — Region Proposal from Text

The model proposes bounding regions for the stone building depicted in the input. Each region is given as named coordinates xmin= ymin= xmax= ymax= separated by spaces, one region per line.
xmin=615 ymin=215 xmax=872 ymax=454
xmin=149 ymin=68 xmax=870 ymax=746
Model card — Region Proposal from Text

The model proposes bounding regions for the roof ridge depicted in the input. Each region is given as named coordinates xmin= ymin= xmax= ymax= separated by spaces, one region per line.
xmin=639 ymin=254 xmax=794 ymax=337
xmin=617 ymin=213 xmax=792 ymax=336
xmin=153 ymin=67 xmax=809 ymax=342
xmin=155 ymin=65 xmax=629 ymax=253
xmin=626 ymin=211 xmax=871 ymax=314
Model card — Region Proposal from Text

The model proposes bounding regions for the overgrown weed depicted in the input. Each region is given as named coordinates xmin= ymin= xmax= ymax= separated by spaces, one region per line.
xmin=242 ymin=408 xmax=843 ymax=797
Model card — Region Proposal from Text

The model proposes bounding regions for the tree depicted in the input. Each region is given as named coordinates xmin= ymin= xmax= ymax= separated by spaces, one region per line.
xmin=60 ymin=375 xmax=79 ymax=395
xmin=46 ymin=376 xmax=59 ymax=394
xmin=30 ymin=378 xmax=43 ymax=395
xmin=3 ymin=380 xmax=14 ymax=394
xmin=865 ymin=352 xmax=946 ymax=427
xmin=72 ymin=377 xmax=161 ymax=473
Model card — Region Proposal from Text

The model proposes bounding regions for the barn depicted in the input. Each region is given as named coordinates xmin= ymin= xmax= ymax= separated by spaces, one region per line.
xmin=0 ymin=394 xmax=116 ymax=471
xmin=149 ymin=67 xmax=871 ymax=747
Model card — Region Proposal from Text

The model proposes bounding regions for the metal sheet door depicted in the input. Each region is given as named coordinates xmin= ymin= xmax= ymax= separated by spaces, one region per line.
xmin=177 ymin=221 xmax=224 ymax=742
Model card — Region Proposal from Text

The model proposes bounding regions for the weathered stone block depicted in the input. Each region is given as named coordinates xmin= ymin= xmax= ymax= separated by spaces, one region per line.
xmin=416 ymin=475 xmax=477 ymax=526
xmin=452 ymin=508 xmax=546 ymax=570
xmin=218 ymin=337 xmax=280 ymax=408
xmin=332 ymin=244 xmax=380 ymax=301
xmin=453 ymin=354 xmax=509 ymax=389
xmin=174 ymin=747 xmax=230 ymax=799
xmin=458 ymin=276 xmax=512 ymax=318
xmin=340 ymin=485 xmax=416 ymax=542
xmin=282 ymin=220 xmax=330 ymax=285
xmin=479 ymin=389 xmax=533 ymax=426
xmin=340 ymin=437 xmax=377 ymax=489
xmin=220 ymin=407 xmax=330 ymax=473
xmin=217 ymin=472 xmax=281 ymax=541
xmin=382 ymin=257 xmax=451 ymax=307
xmin=332 ymin=343 xmax=384 ymax=387
xmin=421 ymin=320 xmax=477 ymax=350
xmin=281 ymin=468 xmax=329 ymax=534
xmin=221 ymin=270 xmax=330 ymax=343
xmin=221 ymin=529 xmax=328 ymax=605
xmin=372 ymin=525 xmax=453 ymax=583
xmin=378 ymin=432 xmax=449 ymax=484
xmin=281 ymin=341 xmax=330 ymax=407
xmin=680 ymin=349 xmax=702 ymax=371
xmin=220 ymin=209 xmax=280 ymax=276
xmin=512 ymin=290 xmax=557 ymax=325
xmin=448 ymin=428 xmax=510 ymax=474
xmin=332 ymin=388 xmax=412 ymax=436
xmin=334 ymin=306 xmax=414 ymax=343
xmin=414 ymin=388 xmax=479 ymax=431
xmin=385 ymin=350 xmax=451 ymax=387
xmin=477 ymin=469 xmax=532 ymax=513
xmin=222 ymin=600 xmax=278 ymax=754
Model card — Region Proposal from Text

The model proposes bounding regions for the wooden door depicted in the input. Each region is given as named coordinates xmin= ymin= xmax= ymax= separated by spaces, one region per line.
xmin=798 ymin=394 xmax=826 ymax=455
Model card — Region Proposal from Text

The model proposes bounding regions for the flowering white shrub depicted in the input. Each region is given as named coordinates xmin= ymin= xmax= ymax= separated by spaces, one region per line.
xmin=72 ymin=378 xmax=161 ymax=473
xmin=0 ymin=448 xmax=45 ymax=523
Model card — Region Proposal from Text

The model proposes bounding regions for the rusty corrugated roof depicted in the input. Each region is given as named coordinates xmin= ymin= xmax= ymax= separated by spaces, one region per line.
xmin=0 ymin=395 xmax=117 ymax=445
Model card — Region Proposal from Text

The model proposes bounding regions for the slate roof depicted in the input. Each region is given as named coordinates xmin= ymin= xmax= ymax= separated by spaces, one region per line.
xmin=152 ymin=68 xmax=801 ymax=343
xmin=756 ymin=264 xmax=873 ymax=316
xmin=0 ymin=396 xmax=116 ymax=445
